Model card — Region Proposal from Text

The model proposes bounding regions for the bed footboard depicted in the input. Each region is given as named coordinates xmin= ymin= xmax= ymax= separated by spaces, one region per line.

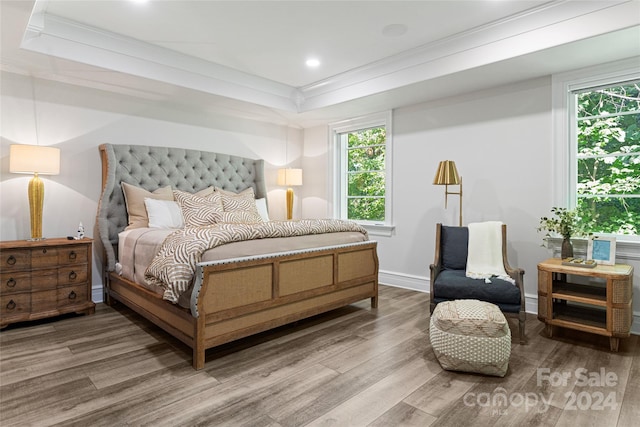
xmin=192 ymin=241 xmax=378 ymax=369
xmin=107 ymin=241 xmax=378 ymax=370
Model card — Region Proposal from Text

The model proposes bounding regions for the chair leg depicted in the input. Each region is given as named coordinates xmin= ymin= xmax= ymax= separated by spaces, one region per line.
xmin=518 ymin=312 xmax=526 ymax=344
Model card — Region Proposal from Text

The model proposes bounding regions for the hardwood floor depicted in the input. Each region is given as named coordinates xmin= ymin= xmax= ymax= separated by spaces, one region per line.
xmin=1 ymin=285 xmax=638 ymax=426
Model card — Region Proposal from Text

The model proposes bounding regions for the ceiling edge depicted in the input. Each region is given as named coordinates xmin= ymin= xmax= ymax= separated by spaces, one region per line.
xmin=21 ymin=7 xmax=300 ymax=112
xmin=20 ymin=0 xmax=640 ymax=115
xmin=297 ymin=0 xmax=640 ymax=111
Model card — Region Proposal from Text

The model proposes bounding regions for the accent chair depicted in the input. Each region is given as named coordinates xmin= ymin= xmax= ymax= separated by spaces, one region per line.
xmin=429 ymin=223 xmax=526 ymax=344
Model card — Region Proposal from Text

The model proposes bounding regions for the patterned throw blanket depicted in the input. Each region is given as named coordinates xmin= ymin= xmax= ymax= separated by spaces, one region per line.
xmin=145 ymin=219 xmax=368 ymax=303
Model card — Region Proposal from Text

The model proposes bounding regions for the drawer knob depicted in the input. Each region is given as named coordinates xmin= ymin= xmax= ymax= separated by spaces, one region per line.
xmin=6 ymin=299 xmax=16 ymax=310
xmin=69 ymin=251 xmax=77 ymax=260
xmin=6 ymin=255 xmax=16 ymax=266
xmin=6 ymin=278 xmax=17 ymax=288
xmin=68 ymin=291 xmax=77 ymax=300
xmin=42 ymin=248 xmax=47 ymax=254
xmin=69 ymin=271 xmax=77 ymax=280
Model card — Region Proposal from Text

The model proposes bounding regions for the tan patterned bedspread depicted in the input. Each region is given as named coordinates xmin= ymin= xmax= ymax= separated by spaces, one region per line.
xmin=145 ymin=219 xmax=368 ymax=303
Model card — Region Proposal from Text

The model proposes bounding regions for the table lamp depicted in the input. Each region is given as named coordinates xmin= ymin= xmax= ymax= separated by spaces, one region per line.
xmin=9 ymin=144 xmax=61 ymax=240
xmin=277 ymin=168 xmax=303 ymax=220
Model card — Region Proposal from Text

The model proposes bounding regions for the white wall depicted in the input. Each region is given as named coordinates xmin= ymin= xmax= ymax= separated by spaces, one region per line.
xmin=301 ymin=125 xmax=331 ymax=219
xmin=301 ymin=75 xmax=640 ymax=333
xmin=3 ymin=70 xmax=638 ymax=334
xmin=388 ymin=77 xmax=553 ymax=293
xmin=0 ymin=71 xmax=303 ymax=302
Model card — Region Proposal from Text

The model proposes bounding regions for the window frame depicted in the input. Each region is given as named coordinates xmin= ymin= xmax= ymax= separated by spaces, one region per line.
xmin=552 ymin=57 xmax=640 ymax=250
xmin=329 ymin=111 xmax=394 ymax=236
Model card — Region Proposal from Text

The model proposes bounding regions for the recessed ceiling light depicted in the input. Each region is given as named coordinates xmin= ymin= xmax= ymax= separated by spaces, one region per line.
xmin=306 ymin=58 xmax=320 ymax=68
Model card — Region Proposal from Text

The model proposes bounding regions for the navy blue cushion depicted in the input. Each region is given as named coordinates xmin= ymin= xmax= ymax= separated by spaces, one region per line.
xmin=434 ymin=270 xmax=521 ymax=311
xmin=441 ymin=226 xmax=468 ymax=270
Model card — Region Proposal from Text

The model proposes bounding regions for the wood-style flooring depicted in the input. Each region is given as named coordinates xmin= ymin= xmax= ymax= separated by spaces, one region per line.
xmin=1 ymin=285 xmax=638 ymax=426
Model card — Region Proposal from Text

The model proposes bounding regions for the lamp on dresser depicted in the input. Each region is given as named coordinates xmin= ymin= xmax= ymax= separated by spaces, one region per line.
xmin=433 ymin=160 xmax=463 ymax=227
xmin=277 ymin=168 xmax=303 ymax=220
xmin=9 ymin=144 xmax=60 ymax=240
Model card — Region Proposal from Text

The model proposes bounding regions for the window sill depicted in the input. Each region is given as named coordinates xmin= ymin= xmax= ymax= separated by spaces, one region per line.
xmin=544 ymin=237 xmax=640 ymax=261
xmin=360 ymin=224 xmax=395 ymax=237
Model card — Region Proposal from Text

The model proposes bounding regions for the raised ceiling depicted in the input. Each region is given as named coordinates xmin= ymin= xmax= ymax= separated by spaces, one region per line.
xmin=3 ymin=0 xmax=640 ymax=127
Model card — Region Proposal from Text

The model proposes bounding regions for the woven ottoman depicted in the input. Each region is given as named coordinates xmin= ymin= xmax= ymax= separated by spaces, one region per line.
xmin=430 ymin=299 xmax=511 ymax=377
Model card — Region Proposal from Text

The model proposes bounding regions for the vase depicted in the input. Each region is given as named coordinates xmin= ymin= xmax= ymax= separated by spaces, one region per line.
xmin=561 ymin=237 xmax=574 ymax=259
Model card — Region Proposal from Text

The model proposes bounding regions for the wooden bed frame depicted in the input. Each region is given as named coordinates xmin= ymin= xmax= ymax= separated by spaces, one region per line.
xmin=97 ymin=144 xmax=378 ymax=369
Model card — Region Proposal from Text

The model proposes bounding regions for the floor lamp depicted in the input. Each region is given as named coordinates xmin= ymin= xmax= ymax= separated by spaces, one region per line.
xmin=433 ymin=160 xmax=463 ymax=227
xmin=277 ymin=168 xmax=302 ymax=220
xmin=9 ymin=144 xmax=61 ymax=240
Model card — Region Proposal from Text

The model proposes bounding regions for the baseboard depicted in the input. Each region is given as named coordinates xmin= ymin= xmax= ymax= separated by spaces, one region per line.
xmin=632 ymin=315 xmax=640 ymax=335
xmin=378 ymin=270 xmax=428 ymax=293
xmin=92 ymin=286 xmax=104 ymax=304
xmin=524 ymin=292 xmax=538 ymax=316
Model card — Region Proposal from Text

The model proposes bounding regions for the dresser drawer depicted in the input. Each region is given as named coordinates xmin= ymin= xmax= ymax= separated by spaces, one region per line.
xmin=31 ymin=289 xmax=58 ymax=313
xmin=31 ymin=269 xmax=59 ymax=291
xmin=0 ymin=249 xmax=30 ymax=272
xmin=58 ymin=266 xmax=88 ymax=286
xmin=31 ymin=247 xmax=59 ymax=268
xmin=0 ymin=271 xmax=31 ymax=294
xmin=1 ymin=293 xmax=31 ymax=317
xmin=58 ymin=246 xmax=88 ymax=265
xmin=57 ymin=285 xmax=88 ymax=307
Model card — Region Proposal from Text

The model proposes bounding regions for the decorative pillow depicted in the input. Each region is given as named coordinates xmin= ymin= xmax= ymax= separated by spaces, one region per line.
xmin=173 ymin=189 xmax=224 ymax=227
xmin=216 ymin=187 xmax=262 ymax=223
xmin=220 ymin=211 xmax=264 ymax=224
xmin=255 ymin=198 xmax=270 ymax=222
xmin=194 ymin=187 xmax=214 ymax=197
xmin=144 ymin=198 xmax=184 ymax=229
xmin=441 ymin=226 xmax=469 ymax=270
xmin=121 ymin=182 xmax=174 ymax=229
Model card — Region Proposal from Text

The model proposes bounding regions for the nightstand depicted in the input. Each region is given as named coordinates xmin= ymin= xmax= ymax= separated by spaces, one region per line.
xmin=0 ymin=237 xmax=95 ymax=328
xmin=537 ymin=258 xmax=633 ymax=351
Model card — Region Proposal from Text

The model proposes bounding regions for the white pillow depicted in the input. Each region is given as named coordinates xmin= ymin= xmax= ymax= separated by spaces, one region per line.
xmin=255 ymin=198 xmax=270 ymax=222
xmin=144 ymin=198 xmax=184 ymax=229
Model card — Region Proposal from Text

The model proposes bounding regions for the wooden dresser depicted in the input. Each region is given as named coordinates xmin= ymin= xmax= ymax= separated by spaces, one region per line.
xmin=0 ymin=238 xmax=95 ymax=328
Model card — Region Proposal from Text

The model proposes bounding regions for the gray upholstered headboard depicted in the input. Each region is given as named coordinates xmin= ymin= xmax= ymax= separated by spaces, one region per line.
xmin=97 ymin=143 xmax=266 ymax=271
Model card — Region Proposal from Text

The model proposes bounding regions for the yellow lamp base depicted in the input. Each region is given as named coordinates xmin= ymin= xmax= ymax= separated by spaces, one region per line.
xmin=286 ymin=187 xmax=294 ymax=220
xmin=28 ymin=173 xmax=44 ymax=240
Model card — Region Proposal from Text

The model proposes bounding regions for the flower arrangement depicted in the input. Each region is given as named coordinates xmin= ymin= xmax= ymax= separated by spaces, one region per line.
xmin=538 ymin=207 xmax=593 ymax=258
xmin=538 ymin=207 xmax=582 ymax=239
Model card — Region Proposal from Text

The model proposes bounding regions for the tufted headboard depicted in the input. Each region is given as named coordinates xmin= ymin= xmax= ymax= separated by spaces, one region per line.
xmin=97 ymin=143 xmax=266 ymax=271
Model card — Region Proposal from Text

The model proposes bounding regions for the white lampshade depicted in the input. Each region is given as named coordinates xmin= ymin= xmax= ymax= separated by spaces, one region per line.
xmin=9 ymin=145 xmax=60 ymax=175
xmin=277 ymin=168 xmax=303 ymax=186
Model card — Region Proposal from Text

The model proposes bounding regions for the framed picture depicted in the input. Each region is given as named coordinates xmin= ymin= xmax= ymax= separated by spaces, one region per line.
xmin=587 ymin=236 xmax=616 ymax=265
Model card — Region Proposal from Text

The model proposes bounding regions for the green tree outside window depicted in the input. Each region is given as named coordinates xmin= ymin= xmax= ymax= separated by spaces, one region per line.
xmin=576 ymin=81 xmax=640 ymax=235
xmin=346 ymin=127 xmax=386 ymax=221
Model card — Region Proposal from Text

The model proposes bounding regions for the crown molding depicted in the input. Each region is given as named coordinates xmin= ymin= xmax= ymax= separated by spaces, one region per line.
xmin=22 ymin=6 xmax=299 ymax=111
xmin=298 ymin=0 xmax=640 ymax=111
xmin=21 ymin=0 xmax=640 ymax=114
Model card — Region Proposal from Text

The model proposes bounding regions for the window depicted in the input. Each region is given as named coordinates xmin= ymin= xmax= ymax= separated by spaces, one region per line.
xmin=574 ymin=82 xmax=640 ymax=235
xmin=330 ymin=112 xmax=393 ymax=234
xmin=553 ymin=58 xmax=640 ymax=243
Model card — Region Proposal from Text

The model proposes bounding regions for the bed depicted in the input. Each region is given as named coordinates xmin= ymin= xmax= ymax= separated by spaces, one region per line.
xmin=97 ymin=144 xmax=379 ymax=369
